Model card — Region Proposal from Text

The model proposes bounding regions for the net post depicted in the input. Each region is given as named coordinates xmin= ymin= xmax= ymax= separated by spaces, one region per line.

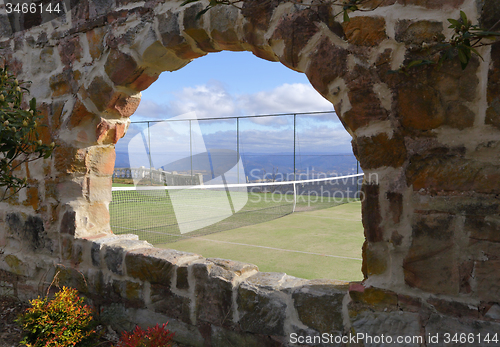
xmin=293 ymin=181 xmax=297 ymax=213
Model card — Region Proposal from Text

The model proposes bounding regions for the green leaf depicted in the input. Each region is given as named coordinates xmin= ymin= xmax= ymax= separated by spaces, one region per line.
xmin=6 ymin=148 xmax=15 ymax=159
xmin=29 ymin=97 xmax=36 ymax=110
xmin=343 ymin=10 xmax=350 ymax=23
xmin=460 ymin=11 xmax=468 ymax=24
xmin=180 ymin=0 xmax=199 ymax=6
xmin=195 ymin=7 xmax=211 ymax=20
xmin=448 ymin=18 xmax=461 ymax=27
xmin=406 ymin=60 xmax=423 ymax=69
xmin=458 ymin=47 xmax=469 ymax=65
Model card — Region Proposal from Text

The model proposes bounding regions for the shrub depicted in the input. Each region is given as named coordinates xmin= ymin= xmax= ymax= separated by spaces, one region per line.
xmin=0 ymin=64 xmax=54 ymax=201
xmin=16 ymin=286 xmax=97 ymax=347
xmin=117 ymin=323 xmax=174 ymax=347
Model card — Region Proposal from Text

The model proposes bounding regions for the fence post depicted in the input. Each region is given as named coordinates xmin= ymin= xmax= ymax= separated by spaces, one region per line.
xmin=237 ymin=117 xmax=240 ymax=184
xmin=293 ymin=114 xmax=296 ymax=182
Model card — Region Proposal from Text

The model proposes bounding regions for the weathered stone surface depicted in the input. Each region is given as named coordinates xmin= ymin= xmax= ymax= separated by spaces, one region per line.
xmin=362 ymin=241 xmax=388 ymax=277
xmin=406 ymin=154 xmax=500 ymax=193
xmin=395 ymin=20 xmax=444 ymax=45
xmin=60 ymin=210 xmax=76 ymax=235
xmin=87 ymin=146 xmax=116 ymax=176
xmin=306 ymin=38 xmax=348 ymax=96
xmin=444 ymin=102 xmax=475 ymax=129
xmin=193 ymin=261 xmax=236 ymax=326
xmin=397 ymin=84 xmax=444 ymax=131
xmin=475 ymin=260 xmax=500 ymax=303
xmin=425 ymin=313 xmax=500 ymax=346
xmin=354 ymin=133 xmax=407 ymax=169
xmin=104 ymin=50 xmax=141 ymax=87
xmin=386 ymin=192 xmax=403 ymax=224
xmin=342 ymin=66 xmax=389 ymax=131
xmin=150 ymin=284 xmax=191 ymax=322
xmin=211 ymin=325 xmax=283 ymax=347
xmin=351 ymin=311 xmax=422 ymax=344
xmin=403 ymin=213 xmax=459 ymax=295
xmin=361 ymin=184 xmax=382 ymax=242
xmin=292 ymin=283 xmax=346 ymax=333
xmin=87 ymin=76 xmax=115 ymax=112
xmin=86 ymin=27 xmax=106 ymax=60
xmin=237 ymin=279 xmax=287 ymax=336
xmin=58 ymin=36 xmax=83 ymax=67
xmin=207 ymin=258 xmax=258 ymax=276
xmin=6 ymin=213 xmax=47 ymax=252
xmin=210 ymin=6 xmax=244 ymax=51
xmin=271 ymin=8 xmax=332 ymax=69
xmin=486 ymin=42 xmax=500 ymax=129
xmin=126 ymin=248 xmax=200 ymax=286
xmin=343 ymin=16 xmax=386 ymax=46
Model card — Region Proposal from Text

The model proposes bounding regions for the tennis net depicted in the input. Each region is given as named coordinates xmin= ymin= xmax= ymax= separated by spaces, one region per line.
xmin=110 ymin=173 xmax=363 ymax=245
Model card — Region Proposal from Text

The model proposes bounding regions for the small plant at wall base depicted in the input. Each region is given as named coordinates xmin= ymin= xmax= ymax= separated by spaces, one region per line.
xmin=15 ymin=286 xmax=98 ymax=347
xmin=0 ymin=65 xmax=55 ymax=202
xmin=116 ymin=323 xmax=174 ymax=347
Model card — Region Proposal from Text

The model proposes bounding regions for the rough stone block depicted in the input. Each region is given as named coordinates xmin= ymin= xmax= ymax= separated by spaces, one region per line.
xmin=397 ymin=84 xmax=444 ymax=131
xmin=86 ymin=27 xmax=106 ymax=60
xmin=125 ymin=248 xmax=201 ymax=286
xmin=361 ymin=183 xmax=382 ymax=242
xmin=150 ymin=283 xmax=191 ymax=323
xmin=475 ymin=260 xmax=500 ymax=303
xmin=406 ymin=155 xmax=500 ymax=194
xmin=193 ymin=261 xmax=236 ymax=326
xmin=403 ymin=214 xmax=459 ymax=295
xmin=58 ymin=36 xmax=83 ymax=67
xmin=305 ymin=37 xmax=348 ymax=96
xmin=292 ymin=283 xmax=347 ymax=334
xmin=105 ymin=50 xmax=141 ymax=87
xmin=86 ymin=146 xmax=116 ymax=176
xmin=343 ymin=16 xmax=387 ymax=46
xmin=350 ymin=311 xmax=422 ymax=344
xmin=237 ymin=273 xmax=288 ymax=336
xmin=87 ymin=76 xmax=115 ymax=112
xmin=395 ymin=20 xmax=444 ymax=45
xmin=86 ymin=175 xmax=112 ymax=202
xmin=271 ymin=9 xmax=322 ymax=69
xmin=54 ymin=145 xmax=87 ymax=174
xmin=355 ymin=132 xmax=407 ymax=169
xmin=68 ymin=99 xmax=95 ymax=130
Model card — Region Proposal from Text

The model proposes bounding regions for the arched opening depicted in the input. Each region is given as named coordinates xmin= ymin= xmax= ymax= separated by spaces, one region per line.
xmin=111 ymin=51 xmax=364 ymax=281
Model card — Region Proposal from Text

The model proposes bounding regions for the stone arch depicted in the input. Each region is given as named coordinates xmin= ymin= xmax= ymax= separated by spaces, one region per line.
xmin=2 ymin=0 xmax=500 ymax=342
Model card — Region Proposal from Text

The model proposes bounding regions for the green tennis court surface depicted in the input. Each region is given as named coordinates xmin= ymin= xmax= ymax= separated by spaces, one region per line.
xmin=158 ymin=202 xmax=364 ymax=281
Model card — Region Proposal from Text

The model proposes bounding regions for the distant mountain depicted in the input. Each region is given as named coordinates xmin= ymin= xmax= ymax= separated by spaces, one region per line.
xmin=114 ymin=149 xmax=360 ymax=181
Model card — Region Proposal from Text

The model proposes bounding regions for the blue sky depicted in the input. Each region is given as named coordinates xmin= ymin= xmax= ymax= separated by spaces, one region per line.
xmin=121 ymin=51 xmax=354 ymax=160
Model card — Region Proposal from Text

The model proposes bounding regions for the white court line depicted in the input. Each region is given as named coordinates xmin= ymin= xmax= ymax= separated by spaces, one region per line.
xmin=183 ymin=237 xmax=363 ymax=261
xmin=111 ymin=225 xmax=362 ymax=260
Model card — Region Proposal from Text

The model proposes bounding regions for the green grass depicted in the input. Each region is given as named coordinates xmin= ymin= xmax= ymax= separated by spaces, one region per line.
xmin=161 ymin=202 xmax=364 ymax=281
xmin=110 ymin=185 xmax=364 ymax=281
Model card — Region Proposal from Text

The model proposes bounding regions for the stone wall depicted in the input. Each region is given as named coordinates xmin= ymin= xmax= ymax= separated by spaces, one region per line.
xmin=1 ymin=0 xmax=500 ymax=345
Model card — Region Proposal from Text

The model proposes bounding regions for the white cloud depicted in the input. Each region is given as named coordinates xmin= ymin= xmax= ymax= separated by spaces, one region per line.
xmin=237 ymin=83 xmax=333 ymax=118
xmin=133 ymin=81 xmax=333 ymax=121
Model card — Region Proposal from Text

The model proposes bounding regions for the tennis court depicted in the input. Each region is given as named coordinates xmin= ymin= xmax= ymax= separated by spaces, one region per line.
xmin=159 ymin=201 xmax=364 ymax=281
xmin=111 ymin=185 xmax=364 ymax=280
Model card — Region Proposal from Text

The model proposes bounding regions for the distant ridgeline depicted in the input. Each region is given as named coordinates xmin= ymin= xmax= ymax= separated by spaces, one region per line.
xmin=115 ymin=151 xmax=359 ymax=183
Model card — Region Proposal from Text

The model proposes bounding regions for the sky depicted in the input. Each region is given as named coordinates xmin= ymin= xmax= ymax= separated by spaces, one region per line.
xmin=119 ymin=51 xmax=354 ymax=168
